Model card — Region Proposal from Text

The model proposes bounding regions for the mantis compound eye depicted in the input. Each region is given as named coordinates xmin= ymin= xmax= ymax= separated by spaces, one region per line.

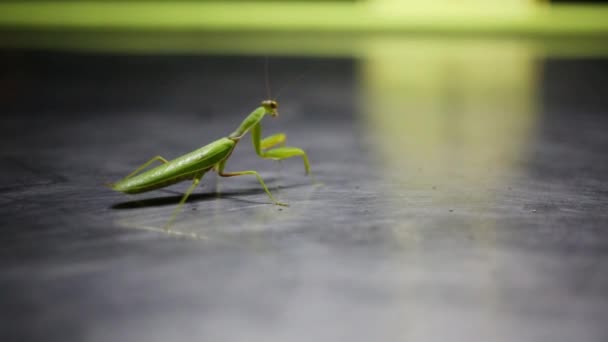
xmin=262 ymin=100 xmax=279 ymax=117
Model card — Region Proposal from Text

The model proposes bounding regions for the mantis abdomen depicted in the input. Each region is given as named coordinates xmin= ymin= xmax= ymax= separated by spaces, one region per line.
xmin=112 ymin=138 xmax=236 ymax=194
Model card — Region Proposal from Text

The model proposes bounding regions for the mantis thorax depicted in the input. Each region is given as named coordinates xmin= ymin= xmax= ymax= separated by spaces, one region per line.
xmin=229 ymin=101 xmax=279 ymax=139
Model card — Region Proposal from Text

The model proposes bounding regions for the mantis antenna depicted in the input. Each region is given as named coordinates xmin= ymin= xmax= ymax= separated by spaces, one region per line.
xmin=274 ymin=64 xmax=315 ymax=100
xmin=264 ymin=57 xmax=316 ymax=101
xmin=265 ymin=56 xmax=272 ymax=100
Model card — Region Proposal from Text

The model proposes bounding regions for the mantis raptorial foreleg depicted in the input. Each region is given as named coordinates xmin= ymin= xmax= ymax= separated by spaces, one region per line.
xmin=125 ymin=156 xmax=169 ymax=179
xmin=252 ymin=123 xmax=312 ymax=175
xmin=260 ymin=133 xmax=286 ymax=150
xmin=164 ymin=173 xmax=204 ymax=230
xmin=262 ymin=147 xmax=311 ymax=175
xmin=216 ymin=159 xmax=287 ymax=206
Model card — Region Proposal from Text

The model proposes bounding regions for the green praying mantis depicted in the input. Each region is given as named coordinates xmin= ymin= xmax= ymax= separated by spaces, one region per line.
xmin=110 ymin=99 xmax=312 ymax=230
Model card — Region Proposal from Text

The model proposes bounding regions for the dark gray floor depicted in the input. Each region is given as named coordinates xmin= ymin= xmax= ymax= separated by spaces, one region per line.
xmin=1 ymin=51 xmax=607 ymax=342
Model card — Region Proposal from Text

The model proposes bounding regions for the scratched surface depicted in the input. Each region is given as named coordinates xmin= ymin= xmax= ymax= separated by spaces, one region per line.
xmin=1 ymin=50 xmax=608 ymax=342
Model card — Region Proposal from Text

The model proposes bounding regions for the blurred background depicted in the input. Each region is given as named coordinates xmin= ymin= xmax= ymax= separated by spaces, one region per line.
xmin=1 ymin=1 xmax=608 ymax=342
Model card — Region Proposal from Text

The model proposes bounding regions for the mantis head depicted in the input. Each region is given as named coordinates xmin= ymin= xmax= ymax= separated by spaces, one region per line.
xmin=262 ymin=100 xmax=279 ymax=117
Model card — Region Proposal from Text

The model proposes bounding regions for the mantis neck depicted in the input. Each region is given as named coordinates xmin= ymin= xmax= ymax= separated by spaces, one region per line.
xmin=229 ymin=106 xmax=266 ymax=139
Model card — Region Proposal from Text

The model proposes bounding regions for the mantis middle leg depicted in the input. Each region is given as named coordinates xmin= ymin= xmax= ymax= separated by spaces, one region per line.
xmin=216 ymin=159 xmax=287 ymax=206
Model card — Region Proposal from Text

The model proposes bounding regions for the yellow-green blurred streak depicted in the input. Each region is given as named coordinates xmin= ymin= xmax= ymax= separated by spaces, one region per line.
xmin=361 ymin=38 xmax=537 ymax=238
xmin=2 ymin=31 xmax=608 ymax=59
xmin=1 ymin=2 xmax=608 ymax=35
xmin=359 ymin=39 xmax=537 ymax=332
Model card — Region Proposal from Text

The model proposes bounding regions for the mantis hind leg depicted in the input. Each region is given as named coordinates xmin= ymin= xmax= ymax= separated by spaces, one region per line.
xmin=164 ymin=173 xmax=204 ymax=231
xmin=124 ymin=156 xmax=169 ymax=179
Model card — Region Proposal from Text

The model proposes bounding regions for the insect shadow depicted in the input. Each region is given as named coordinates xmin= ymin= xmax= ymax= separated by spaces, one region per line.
xmin=111 ymin=183 xmax=304 ymax=210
